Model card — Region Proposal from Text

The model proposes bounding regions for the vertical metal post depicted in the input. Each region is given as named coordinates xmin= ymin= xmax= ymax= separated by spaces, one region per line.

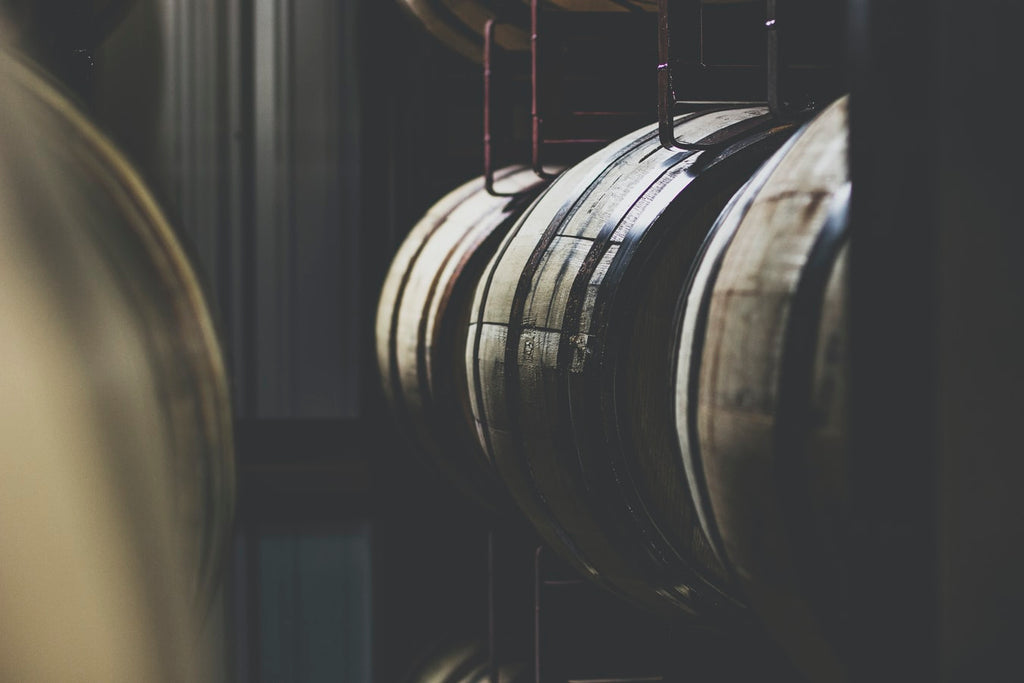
xmin=529 ymin=0 xmax=549 ymax=177
xmin=764 ymin=0 xmax=788 ymax=117
xmin=483 ymin=19 xmax=517 ymax=197
xmin=657 ymin=0 xmax=771 ymax=151
xmin=488 ymin=530 xmax=498 ymax=683
xmin=530 ymin=0 xmax=561 ymax=178
xmin=657 ymin=0 xmax=678 ymax=150
xmin=533 ymin=546 xmax=543 ymax=683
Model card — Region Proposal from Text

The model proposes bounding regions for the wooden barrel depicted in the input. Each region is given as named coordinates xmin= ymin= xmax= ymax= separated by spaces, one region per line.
xmin=0 ymin=52 xmax=235 ymax=610
xmin=404 ymin=639 xmax=529 ymax=683
xmin=376 ymin=166 xmax=549 ymax=513
xmin=466 ymin=106 xmax=794 ymax=619
xmin=674 ymin=95 xmax=849 ymax=680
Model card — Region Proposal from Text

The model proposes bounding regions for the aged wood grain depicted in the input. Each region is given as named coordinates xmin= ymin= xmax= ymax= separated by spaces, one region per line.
xmin=376 ymin=165 xmax=548 ymax=513
xmin=676 ymin=95 xmax=850 ymax=681
xmin=467 ymin=105 xmax=793 ymax=619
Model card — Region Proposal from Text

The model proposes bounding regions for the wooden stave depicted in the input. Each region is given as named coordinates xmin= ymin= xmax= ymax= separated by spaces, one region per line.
xmin=467 ymin=107 xmax=795 ymax=620
xmin=556 ymin=111 xmax=788 ymax=616
xmin=466 ymin=111 xmax=737 ymax=614
xmin=0 ymin=52 xmax=235 ymax=609
xmin=375 ymin=165 xmax=549 ymax=513
xmin=674 ymin=96 xmax=850 ymax=680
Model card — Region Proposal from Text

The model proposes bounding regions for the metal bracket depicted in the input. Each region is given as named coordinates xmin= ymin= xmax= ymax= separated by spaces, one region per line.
xmin=530 ymin=0 xmax=651 ymax=178
xmin=657 ymin=0 xmax=816 ymax=151
xmin=484 ymin=18 xmax=525 ymax=197
xmin=530 ymin=0 xmax=561 ymax=179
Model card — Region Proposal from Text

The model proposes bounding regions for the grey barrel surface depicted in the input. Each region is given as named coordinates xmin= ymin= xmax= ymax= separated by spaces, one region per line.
xmin=466 ymin=106 xmax=794 ymax=620
xmin=675 ymin=95 xmax=850 ymax=681
xmin=376 ymin=166 xmax=549 ymax=513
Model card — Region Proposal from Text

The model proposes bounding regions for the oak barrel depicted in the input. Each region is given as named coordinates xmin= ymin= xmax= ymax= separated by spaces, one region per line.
xmin=0 ymin=51 xmax=235 ymax=610
xmin=376 ymin=166 xmax=549 ymax=512
xmin=675 ymin=95 xmax=850 ymax=680
xmin=466 ymin=106 xmax=793 ymax=619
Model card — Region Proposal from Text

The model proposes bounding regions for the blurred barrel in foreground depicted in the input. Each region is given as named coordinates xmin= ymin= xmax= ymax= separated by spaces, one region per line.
xmin=675 ymin=95 xmax=850 ymax=681
xmin=404 ymin=638 xmax=529 ymax=683
xmin=0 ymin=47 xmax=233 ymax=679
xmin=376 ymin=166 xmax=548 ymax=513
xmin=466 ymin=106 xmax=793 ymax=620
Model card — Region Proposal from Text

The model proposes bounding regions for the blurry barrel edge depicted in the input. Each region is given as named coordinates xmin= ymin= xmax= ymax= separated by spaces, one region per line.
xmin=0 ymin=43 xmax=235 ymax=680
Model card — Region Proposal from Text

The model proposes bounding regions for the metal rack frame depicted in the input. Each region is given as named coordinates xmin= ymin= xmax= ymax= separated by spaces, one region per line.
xmin=483 ymin=0 xmax=654 ymax=196
xmin=484 ymin=0 xmax=834 ymax=195
xmin=475 ymin=2 xmax=848 ymax=681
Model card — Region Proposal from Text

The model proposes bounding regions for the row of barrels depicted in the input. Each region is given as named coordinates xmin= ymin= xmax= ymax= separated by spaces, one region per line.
xmin=377 ymin=97 xmax=850 ymax=680
xmin=0 ymin=40 xmax=233 ymax=682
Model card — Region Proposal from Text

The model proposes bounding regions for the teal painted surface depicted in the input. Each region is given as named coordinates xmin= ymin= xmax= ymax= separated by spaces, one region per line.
xmin=259 ymin=526 xmax=372 ymax=682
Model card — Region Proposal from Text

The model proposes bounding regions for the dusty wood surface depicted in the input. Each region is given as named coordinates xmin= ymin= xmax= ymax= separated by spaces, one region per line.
xmin=468 ymin=106 xmax=793 ymax=620
xmin=676 ymin=95 xmax=850 ymax=681
xmin=376 ymin=165 xmax=548 ymax=513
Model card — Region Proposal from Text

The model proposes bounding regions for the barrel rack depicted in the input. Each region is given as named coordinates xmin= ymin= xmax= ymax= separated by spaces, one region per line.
xmin=473 ymin=2 xmax=841 ymax=680
xmin=482 ymin=0 xmax=840 ymax=194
